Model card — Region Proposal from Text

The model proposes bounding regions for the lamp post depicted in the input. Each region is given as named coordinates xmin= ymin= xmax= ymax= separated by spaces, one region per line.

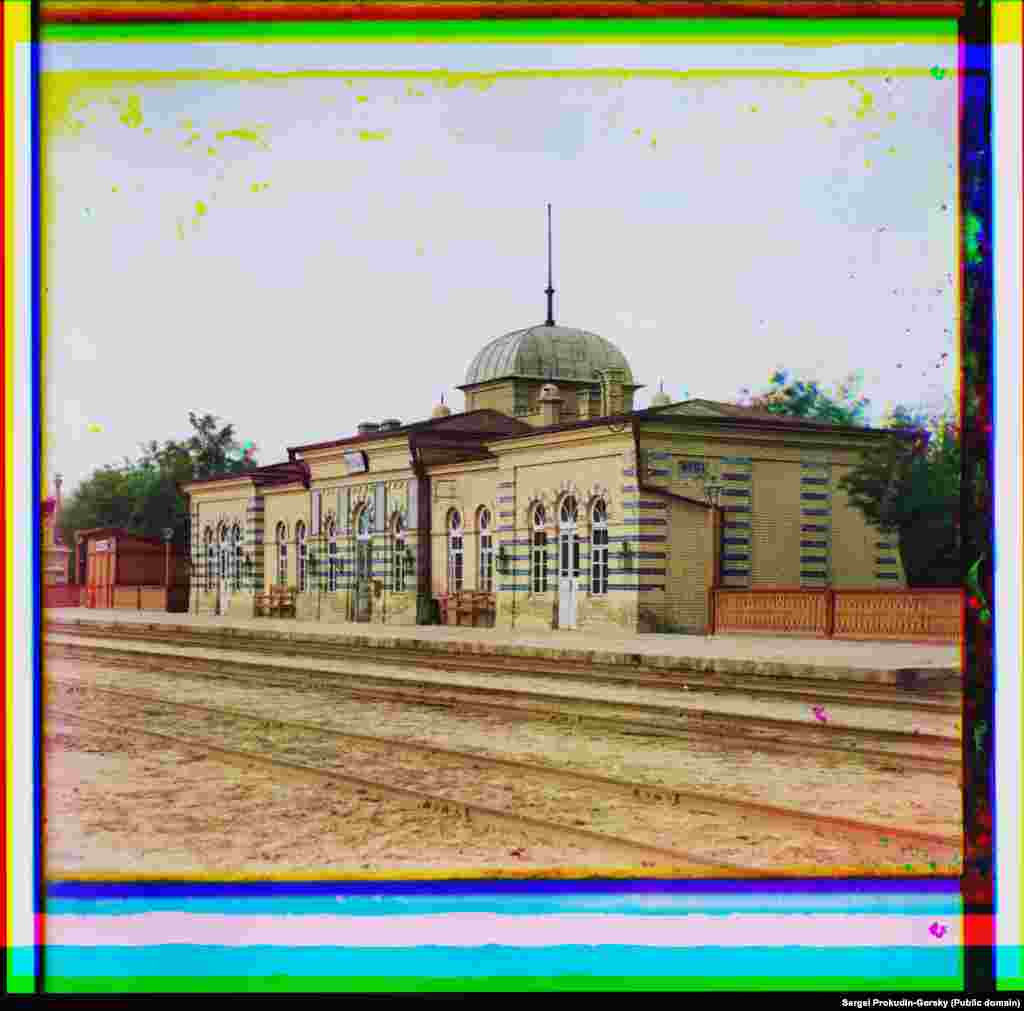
xmin=700 ymin=472 xmax=723 ymax=638
xmin=620 ymin=540 xmax=634 ymax=572
xmin=162 ymin=528 xmax=175 ymax=611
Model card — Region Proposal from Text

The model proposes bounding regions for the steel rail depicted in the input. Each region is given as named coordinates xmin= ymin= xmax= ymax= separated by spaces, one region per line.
xmin=47 ymin=705 xmax=750 ymax=875
xmin=45 ymin=620 xmax=962 ymax=712
xmin=46 ymin=644 xmax=961 ymax=777
xmin=50 ymin=675 xmax=962 ymax=854
xmin=46 ymin=638 xmax=961 ymax=753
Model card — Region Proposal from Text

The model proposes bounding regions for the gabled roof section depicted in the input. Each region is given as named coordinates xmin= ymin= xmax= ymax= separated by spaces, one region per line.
xmin=180 ymin=459 xmax=311 ymax=494
xmin=487 ymin=401 xmax=913 ymax=443
xmin=289 ymin=410 xmax=531 ymax=456
xmin=74 ymin=526 xmax=170 ymax=548
xmin=647 ymin=399 xmax=832 ymax=425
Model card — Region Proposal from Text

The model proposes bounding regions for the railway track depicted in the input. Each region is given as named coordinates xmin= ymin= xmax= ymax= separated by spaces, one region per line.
xmin=48 ymin=678 xmax=962 ymax=874
xmin=45 ymin=619 xmax=962 ymax=713
xmin=46 ymin=638 xmax=962 ymax=776
xmin=48 ymin=707 xmax=726 ymax=874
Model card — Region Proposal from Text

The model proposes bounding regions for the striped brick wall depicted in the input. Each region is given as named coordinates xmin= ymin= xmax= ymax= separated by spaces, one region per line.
xmin=496 ymin=480 xmax=517 ymax=591
xmin=621 ymin=455 xmax=666 ymax=592
xmin=189 ymin=505 xmax=202 ymax=605
xmin=719 ymin=457 xmax=752 ymax=587
xmin=799 ymin=459 xmax=832 ymax=587
xmin=246 ymin=495 xmax=264 ymax=593
xmin=874 ymin=536 xmax=902 ymax=584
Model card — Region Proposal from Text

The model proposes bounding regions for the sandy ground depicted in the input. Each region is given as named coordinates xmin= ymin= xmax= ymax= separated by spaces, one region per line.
xmin=46 ymin=659 xmax=961 ymax=877
xmin=48 ymin=659 xmax=962 ymax=835
xmin=46 ymin=717 xmax=656 ymax=876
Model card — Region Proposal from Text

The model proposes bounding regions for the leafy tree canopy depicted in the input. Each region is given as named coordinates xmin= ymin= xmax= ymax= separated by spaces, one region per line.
xmin=735 ymin=372 xmax=960 ymax=588
xmin=736 ymin=369 xmax=872 ymax=427
xmin=58 ymin=413 xmax=258 ymax=560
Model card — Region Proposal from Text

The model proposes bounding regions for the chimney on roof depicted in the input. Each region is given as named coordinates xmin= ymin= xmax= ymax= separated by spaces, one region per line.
xmin=598 ymin=368 xmax=627 ymax=418
xmin=357 ymin=422 xmax=381 ymax=436
xmin=379 ymin=418 xmax=402 ymax=432
xmin=538 ymin=383 xmax=563 ymax=428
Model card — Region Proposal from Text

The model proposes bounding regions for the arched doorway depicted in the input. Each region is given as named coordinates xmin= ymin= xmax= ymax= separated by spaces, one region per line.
xmin=354 ymin=507 xmax=373 ymax=622
xmin=558 ymin=495 xmax=581 ymax=629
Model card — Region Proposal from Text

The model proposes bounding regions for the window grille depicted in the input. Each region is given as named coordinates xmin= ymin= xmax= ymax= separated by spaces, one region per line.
xmin=559 ymin=496 xmax=580 ymax=579
xmin=478 ymin=508 xmax=493 ymax=592
xmin=219 ymin=525 xmax=229 ymax=593
xmin=591 ymin=499 xmax=609 ymax=595
xmin=231 ymin=524 xmax=243 ymax=591
xmin=296 ymin=520 xmax=307 ymax=592
xmin=276 ymin=522 xmax=287 ymax=587
xmin=531 ymin=505 xmax=547 ymax=593
xmin=327 ymin=519 xmax=339 ymax=592
xmin=204 ymin=528 xmax=214 ymax=591
xmin=393 ymin=516 xmax=408 ymax=592
xmin=448 ymin=510 xmax=463 ymax=593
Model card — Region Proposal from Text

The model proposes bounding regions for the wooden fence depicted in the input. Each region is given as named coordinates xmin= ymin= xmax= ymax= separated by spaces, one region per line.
xmin=110 ymin=585 xmax=189 ymax=613
xmin=710 ymin=587 xmax=962 ymax=643
xmin=43 ymin=584 xmax=82 ymax=608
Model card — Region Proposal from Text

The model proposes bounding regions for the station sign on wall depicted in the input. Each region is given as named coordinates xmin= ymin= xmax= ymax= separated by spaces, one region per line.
xmin=343 ymin=451 xmax=368 ymax=475
xmin=94 ymin=539 xmax=111 ymax=552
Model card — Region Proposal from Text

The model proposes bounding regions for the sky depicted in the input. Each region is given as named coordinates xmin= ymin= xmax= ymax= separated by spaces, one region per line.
xmin=42 ymin=39 xmax=958 ymax=495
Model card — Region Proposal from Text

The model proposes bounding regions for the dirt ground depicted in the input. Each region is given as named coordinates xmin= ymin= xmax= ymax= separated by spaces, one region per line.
xmin=45 ymin=717 xmax=652 ymax=876
xmin=44 ymin=658 xmax=962 ymax=877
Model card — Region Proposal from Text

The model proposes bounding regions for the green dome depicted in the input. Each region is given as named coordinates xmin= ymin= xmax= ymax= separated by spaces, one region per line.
xmin=463 ymin=324 xmax=635 ymax=387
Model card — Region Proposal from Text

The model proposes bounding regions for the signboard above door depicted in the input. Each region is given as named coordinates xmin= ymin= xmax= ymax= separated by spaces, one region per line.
xmin=344 ymin=451 xmax=368 ymax=475
xmin=95 ymin=539 xmax=111 ymax=552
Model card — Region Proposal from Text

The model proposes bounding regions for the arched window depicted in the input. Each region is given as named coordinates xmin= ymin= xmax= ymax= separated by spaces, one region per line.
xmin=478 ymin=507 xmax=493 ymax=592
xmin=231 ymin=523 xmax=243 ymax=591
xmin=355 ymin=506 xmax=373 ymax=586
xmin=218 ymin=524 xmax=230 ymax=590
xmin=558 ymin=496 xmax=580 ymax=581
xmin=392 ymin=515 xmax=408 ymax=592
xmin=295 ymin=520 xmax=307 ymax=592
xmin=276 ymin=521 xmax=288 ymax=587
xmin=203 ymin=527 xmax=215 ymax=591
xmin=591 ymin=499 xmax=609 ymax=596
xmin=447 ymin=510 xmax=463 ymax=593
xmin=357 ymin=507 xmax=372 ymax=539
xmin=531 ymin=505 xmax=547 ymax=593
xmin=326 ymin=518 xmax=340 ymax=593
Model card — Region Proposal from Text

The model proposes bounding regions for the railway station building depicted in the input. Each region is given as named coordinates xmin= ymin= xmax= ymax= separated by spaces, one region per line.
xmin=182 ymin=308 xmax=909 ymax=636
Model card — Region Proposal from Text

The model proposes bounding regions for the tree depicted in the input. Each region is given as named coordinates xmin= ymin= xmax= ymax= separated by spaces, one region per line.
xmin=58 ymin=413 xmax=257 ymax=560
xmin=736 ymin=369 xmax=872 ymax=427
xmin=184 ymin=411 xmax=254 ymax=481
xmin=838 ymin=401 xmax=960 ymax=587
xmin=734 ymin=372 xmax=960 ymax=587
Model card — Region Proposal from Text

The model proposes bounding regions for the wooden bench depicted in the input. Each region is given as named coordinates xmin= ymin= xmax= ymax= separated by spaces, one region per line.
xmin=441 ymin=591 xmax=495 ymax=628
xmin=255 ymin=588 xmax=297 ymax=618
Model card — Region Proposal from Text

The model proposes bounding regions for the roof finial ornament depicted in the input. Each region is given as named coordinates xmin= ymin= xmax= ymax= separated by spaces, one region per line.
xmin=544 ymin=203 xmax=555 ymax=327
xmin=651 ymin=379 xmax=671 ymax=408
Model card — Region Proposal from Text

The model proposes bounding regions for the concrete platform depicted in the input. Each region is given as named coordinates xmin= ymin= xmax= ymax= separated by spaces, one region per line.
xmin=46 ymin=608 xmax=961 ymax=686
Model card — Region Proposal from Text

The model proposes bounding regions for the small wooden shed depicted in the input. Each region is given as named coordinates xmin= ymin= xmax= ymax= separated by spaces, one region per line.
xmin=76 ymin=527 xmax=189 ymax=612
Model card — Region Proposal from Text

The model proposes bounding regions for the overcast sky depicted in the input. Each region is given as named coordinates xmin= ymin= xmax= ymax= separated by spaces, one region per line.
xmin=43 ymin=39 xmax=957 ymax=495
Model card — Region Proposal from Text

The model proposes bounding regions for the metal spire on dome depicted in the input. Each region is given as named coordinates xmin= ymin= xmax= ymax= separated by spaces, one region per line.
xmin=544 ymin=203 xmax=555 ymax=327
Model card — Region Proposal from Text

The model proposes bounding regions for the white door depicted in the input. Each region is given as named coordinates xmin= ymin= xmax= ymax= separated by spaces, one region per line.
xmin=558 ymin=496 xmax=581 ymax=630
xmin=558 ymin=574 xmax=577 ymax=629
